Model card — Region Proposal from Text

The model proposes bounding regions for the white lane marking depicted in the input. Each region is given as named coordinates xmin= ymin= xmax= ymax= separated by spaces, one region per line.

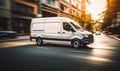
xmin=68 ymin=50 xmax=88 ymax=53
xmin=36 ymin=47 xmax=49 ymax=50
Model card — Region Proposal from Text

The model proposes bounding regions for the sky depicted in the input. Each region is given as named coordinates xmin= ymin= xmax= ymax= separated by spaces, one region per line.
xmin=87 ymin=0 xmax=107 ymax=20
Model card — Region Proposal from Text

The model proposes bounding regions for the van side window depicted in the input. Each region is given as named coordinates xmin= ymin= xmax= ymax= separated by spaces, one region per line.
xmin=63 ymin=22 xmax=71 ymax=31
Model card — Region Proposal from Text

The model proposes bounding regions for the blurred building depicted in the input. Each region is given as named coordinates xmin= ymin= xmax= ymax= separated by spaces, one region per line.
xmin=0 ymin=0 xmax=11 ymax=30
xmin=11 ymin=0 xmax=38 ymax=35
xmin=59 ymin=0 xmax=81 ymax=23
xmin=0 ymin=0 xmax=87 ymax=35
xmin=41 ymin=0 xmax=59 ymax=17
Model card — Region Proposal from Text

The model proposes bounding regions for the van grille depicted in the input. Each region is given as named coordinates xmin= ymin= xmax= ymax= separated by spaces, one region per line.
xmin=88 ymin=34 xmax=93 ymax=39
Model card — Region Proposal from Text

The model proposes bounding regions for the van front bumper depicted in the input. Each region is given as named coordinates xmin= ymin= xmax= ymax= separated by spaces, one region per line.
xmin=81 ymin=34 xmax=94 ymax=44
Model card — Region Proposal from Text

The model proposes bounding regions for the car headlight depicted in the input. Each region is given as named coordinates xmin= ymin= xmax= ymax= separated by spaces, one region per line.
xmin=84 ymin=34 xmax=89 ymax=38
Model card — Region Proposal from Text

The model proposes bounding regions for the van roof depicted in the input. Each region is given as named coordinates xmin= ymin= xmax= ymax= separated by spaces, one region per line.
xmin=32 ymin=17 xmax=72 ymax=20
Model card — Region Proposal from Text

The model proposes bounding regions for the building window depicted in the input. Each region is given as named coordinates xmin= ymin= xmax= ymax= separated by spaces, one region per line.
xmin=15 ymin=3 xmax=33 ymax=14
xmin=26 ymin=0 xmax=36 ymax=3
xmin=0 ymin=0 xmax=5 ymax=6
xmin=72 ymin=0 xmax=76 ymax=6
xmin=72 ymin=9 xmax=76 ymax=16
xmin=65 ymin=0 xmax=70 ymax=3
xmin=46 ymin=0 xmax=56 ymax=6
xmin=60 ymin=4 xmax=69 ymax=13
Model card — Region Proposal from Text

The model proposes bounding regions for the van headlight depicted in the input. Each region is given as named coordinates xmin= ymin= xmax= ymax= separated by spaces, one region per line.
xmin=84 ymin=34 xmax=89 ymax=38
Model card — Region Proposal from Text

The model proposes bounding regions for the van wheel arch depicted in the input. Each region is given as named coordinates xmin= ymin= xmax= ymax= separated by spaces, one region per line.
xmin=71 ymin=38 xmax=81 ymax=48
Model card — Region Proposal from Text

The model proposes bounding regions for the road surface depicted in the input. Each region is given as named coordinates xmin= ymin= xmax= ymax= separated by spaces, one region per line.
xmin=0 ymin=34 xmax=120 ymax=71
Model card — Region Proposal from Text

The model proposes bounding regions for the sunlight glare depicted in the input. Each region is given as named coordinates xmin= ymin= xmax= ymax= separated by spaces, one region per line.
xmin=87 ymin=0 xmax=107 ymax=20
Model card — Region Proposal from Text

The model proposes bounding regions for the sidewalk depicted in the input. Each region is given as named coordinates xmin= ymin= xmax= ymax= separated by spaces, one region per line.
xmin=108 ymin=35 xmax=120 ymax=41
xmin=0 ymin=36 xmax=30 ymax=42
xmin=105 ymin=33 xmax=120 ymax=41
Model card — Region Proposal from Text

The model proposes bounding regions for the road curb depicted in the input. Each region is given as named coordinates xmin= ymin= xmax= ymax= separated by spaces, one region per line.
xmin=0 ymin=38 xmax=29 ymax=42
xmin=106 ymin=34 xmax=120 ymax=41
xmin=0 ymin=36 xmax=30 ymax=42
xmin=109 ymin=35 xmax=120 ymax=41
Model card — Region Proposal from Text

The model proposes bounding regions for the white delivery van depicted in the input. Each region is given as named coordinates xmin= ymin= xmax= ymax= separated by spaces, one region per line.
xmin=30 ymin=17 xmax=94 ymax=48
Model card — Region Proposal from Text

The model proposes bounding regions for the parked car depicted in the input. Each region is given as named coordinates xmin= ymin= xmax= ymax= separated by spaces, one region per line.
xmin=0 ymin=28 xmax=17 ymax=39
xmin=95 ymin=31 xmax=101 ymax=35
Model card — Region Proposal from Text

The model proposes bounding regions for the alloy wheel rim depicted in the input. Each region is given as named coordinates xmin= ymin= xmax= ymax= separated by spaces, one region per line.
xmin=74 ymin=41 xmax=79 ymax=48
xmin=37 ymin=39 xmax=41 ymax=45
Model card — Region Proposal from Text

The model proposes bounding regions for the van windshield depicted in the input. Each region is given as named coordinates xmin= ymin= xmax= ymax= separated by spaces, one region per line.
xmin=70 ymin=22 xmax=82 ymax=30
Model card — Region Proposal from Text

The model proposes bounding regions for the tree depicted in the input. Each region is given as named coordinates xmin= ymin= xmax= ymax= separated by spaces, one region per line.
xmin=102 ymin=0 xmax=120 ymax=30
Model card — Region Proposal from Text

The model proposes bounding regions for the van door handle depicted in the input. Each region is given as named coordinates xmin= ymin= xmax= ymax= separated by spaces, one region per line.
xmin=58 ymin=32 xmax=60 ymax=34
xmin=62 ymin=32 xmax=65 ymax=34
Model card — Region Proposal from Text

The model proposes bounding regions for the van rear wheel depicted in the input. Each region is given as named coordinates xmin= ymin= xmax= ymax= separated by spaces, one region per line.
xmin=71 ymin=39 xmax=81 ymax=48
xmin=36 ymin=37 xmax=43 ymax=45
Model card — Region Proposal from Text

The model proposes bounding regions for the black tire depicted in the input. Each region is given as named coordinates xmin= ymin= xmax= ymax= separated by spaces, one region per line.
xmin=71 ymin=39 xmax=81 ymax=48
xmin=36 ymin=37 xmax=43 ymax=45
xmin=81 ymin=44 xmax=87 ymax=48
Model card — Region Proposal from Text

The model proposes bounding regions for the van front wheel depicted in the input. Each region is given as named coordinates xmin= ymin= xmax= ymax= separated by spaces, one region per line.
xmin=36 ymin=37 xmax=43 ymax=45
xmin=71 ymin=39 xmax=81 ymax=48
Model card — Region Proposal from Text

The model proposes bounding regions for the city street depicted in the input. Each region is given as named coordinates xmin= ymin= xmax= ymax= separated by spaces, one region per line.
xmin=0 ymin=34 xmax=120 ymax=71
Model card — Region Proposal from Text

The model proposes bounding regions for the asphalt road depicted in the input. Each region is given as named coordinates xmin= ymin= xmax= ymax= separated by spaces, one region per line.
xmin=0 ymin=34 xmax=120 ymax=71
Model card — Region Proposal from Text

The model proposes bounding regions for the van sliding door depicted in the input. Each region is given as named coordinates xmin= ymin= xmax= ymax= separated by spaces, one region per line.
xmin=44 ymin=22 xmax=62 ymax=39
